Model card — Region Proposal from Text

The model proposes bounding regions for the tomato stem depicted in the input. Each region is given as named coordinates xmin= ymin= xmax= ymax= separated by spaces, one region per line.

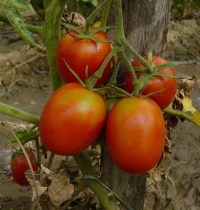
xmin=100 ymin=1 xmax=111 ymax=29
xmin=63 ymin=60 xmax=86 ymax=87
xmin=121 ymin=37 xmax=154 ymax=73
xmin=114 ymin=86 xmax=134 ymax=98
xmin=44 ymin=0 xmax=68 ymax=91
xmin=82 ymin=175 xmax=134 ymax=210
xmin=0 ymin=102 xmax=40 ymax=125
xmin=113 ymin=0 xmax=158 ymax=96
xmin=164 ymin=105 xmax=197 ymax=125
xmin=83 ymin=0 xmax=111 ymax=34
xmin=82 ymin=177 xmax=123 ymax=210
xmin=154 ymin=62 xmax=178 ymax=72
xmin=47 ymin=152 xmax=55 ymax=169
xmin=109 ymin=54 xmax=121 ymax=85
xmin=73 ymin=152 xmax=96 ymax=176
xmin=73 ymin=152 xmax=122 ymax=210
xmin=86 ymin=45 xmax=118 ymax=90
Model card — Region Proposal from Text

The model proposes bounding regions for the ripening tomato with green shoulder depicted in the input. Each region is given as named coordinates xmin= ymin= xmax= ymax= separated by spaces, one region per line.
xmin=39 ymin=82 xmax=107 ymax=156
xmin=106 ymin=97 xmax=166 ymax=174
xmin=56 ymin=27 xmax=113 ymax=87
xmin=124 ymin=56 xmax=177 ymax=110
xmin=11 ymin=148 xmax=38 ymax=186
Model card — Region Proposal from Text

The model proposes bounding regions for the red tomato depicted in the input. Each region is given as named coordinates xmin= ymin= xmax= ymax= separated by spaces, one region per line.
xmin=106 ymin=97 xmax=165 ymax=174
xmin=56 ymin=27 xmax=113 ymax=87
xmin=95 ymin=98 xmax=119 ymax=147
xmin=39 ymin=83 xmax=107 ymax=156
xmin=124 ymin=56 xmax=177 ymax=110
xmin=11 ymin=148 xmax=38 ymax=186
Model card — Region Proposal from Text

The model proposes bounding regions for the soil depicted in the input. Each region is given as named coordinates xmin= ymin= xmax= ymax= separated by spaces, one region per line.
xmin=165 ymin=18 xmax=200 ymax=63
xmin=0 ymin=11 xmax=200 ymax=210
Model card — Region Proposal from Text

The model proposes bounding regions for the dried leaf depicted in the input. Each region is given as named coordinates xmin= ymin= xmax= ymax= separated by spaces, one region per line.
xmin=41 ymin=164 xmax=52 ymax=175
xmin=25 ymin=170 xmax=47 ymax=201
xmin=30 ymin=180 xmax=47 ymax=201
xmin=164 ymin=136 xmax=172 ymax=160
xmin=181 ymin=76 xmax=195 ymax=97
xmin=149 ymin=168 xmax=163 ymax=183
xmin=68 ymin=12 xmax=85 ymax=26
xmin=48 ymin=171 xmax=74 ymax=208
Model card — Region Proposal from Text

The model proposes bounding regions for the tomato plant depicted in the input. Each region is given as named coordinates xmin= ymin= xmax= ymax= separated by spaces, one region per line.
xmin=11 ymin=148 xmax=38 ymax=186
xmin=124 ymin=56 xmax=177 ymax=110
xmin=39 ymin=82 xmax=107 ymax=156
xmin=1 ymin=1 xmax=200 ymax=209
xmin=106 ymin=97 xmax=166 ymax=174
xmin=56 ymin=27 xmax=113 ymax=87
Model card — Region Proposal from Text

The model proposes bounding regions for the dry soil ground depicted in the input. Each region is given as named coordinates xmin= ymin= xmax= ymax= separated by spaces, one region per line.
xmin=0 ymin=13 xmax=200 ymax=210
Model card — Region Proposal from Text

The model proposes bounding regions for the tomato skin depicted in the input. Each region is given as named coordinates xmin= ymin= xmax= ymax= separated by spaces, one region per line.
xmin=11 ymin=148 xmax=38 ymax=186
xmin=124 ymin=56 xmax=177 ymax=110
xmin=39 ymin=83 xmax=107 ymax=156
xmin=95 ymin=98 xmax=119 ymax=147
xmin=56 ymin=27 xmax=113 ymax=87
xmin=106 ymin=97 xmax=165 ymax=174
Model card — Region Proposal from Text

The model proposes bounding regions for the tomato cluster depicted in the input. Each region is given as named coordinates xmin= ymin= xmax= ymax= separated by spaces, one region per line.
xmin=39 ymin=28 xmax=177 ymax=175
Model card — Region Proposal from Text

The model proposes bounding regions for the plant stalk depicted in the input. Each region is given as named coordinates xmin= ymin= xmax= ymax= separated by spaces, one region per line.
xmin=100 ymin=0 xmax=111 ymax=28
xmin=164 ymin=106 xmax=198 ymax=125
xmin=44 ymin=0 xmax=68 ymax=91
xmin=0 ymin=102 xmax=40 ymax=125
xmin=87 ymin=45 xmax=119 ymax=90
xmin=84 ymin=0 xmax=111 ymax=33
xmin=73 ymin=152 xmax=120 ymax=210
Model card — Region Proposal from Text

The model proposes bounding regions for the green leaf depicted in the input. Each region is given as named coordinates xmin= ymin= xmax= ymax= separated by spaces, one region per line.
xmin=0 ymin=0 xmax=37 ymax=47
xmin=5 ymin=9 xmax=37 ymax=46
xmin=0 ymin=0 xmax=29 ymax=11
xmin=9 ymin=129 xmax=39 ymax=144
xmin=77 ymin=0 xmax=98 ymax=7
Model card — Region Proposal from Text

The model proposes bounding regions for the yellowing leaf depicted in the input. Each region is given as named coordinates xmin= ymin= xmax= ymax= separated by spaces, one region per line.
xmin=182 ymin=97 xmax=196 ymax=112
xmin=93 ymin=21 xmax=101 ymax=27
xmin=48 ymin=172 xmax=74 ymax=208
xmin=192 ymin=111 xmax=200 ymax=126
xmin=182 ymin=97 xmax=200 ymax=126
